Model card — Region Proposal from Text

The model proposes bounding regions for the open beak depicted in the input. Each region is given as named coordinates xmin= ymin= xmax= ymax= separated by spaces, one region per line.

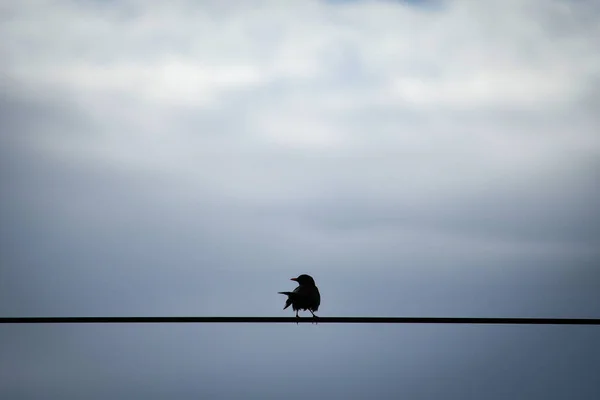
xmin=290 ymin=277 xmax=298 ymax=282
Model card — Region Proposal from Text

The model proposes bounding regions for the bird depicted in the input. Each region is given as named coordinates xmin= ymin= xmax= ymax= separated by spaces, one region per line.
xmin=278 ymin=274 xmax=321 ymax=319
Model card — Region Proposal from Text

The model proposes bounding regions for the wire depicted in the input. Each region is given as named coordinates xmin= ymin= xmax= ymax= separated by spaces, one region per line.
xmin=1 ymin=317 xmax=599 ymax=325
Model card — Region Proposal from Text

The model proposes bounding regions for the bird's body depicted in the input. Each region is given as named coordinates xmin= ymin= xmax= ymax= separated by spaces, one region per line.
xmin=278 ymin=274 xmax=320 ymax=318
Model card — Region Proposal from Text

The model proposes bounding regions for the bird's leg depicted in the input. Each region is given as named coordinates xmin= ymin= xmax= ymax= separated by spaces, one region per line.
xmin=309 ymin=310 xmax=319 ymax=325
xmin=295 ymin=310 xmax=300 ymax=325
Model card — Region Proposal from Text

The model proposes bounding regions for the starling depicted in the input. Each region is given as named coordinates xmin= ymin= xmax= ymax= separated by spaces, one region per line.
xmin=278 ymin=274 xmax=321 ymax=318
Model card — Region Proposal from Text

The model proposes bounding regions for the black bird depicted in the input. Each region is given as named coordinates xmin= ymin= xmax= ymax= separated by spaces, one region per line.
xmin=278 ymin=274 xmax=321 ymax=318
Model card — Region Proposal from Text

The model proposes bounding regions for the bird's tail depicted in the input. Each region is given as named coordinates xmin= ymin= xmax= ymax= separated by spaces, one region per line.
xmin=278 ymin=292 xmax=294 ymax=310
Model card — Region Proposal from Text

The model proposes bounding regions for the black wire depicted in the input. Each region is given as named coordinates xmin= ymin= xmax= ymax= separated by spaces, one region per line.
xmin=1 ymin=317 xmax=599 ymax=325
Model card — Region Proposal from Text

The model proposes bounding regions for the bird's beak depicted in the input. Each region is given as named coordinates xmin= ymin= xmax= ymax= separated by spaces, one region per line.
xmin=290 ymin=277 xmax=298 ymax=282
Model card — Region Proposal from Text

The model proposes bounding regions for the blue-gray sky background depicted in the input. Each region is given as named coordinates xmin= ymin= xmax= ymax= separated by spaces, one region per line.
xmin=1 ymin=0 xmax=599 ymax=398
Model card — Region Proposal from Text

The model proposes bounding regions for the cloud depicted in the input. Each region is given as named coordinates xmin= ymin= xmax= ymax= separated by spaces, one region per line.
xmin=1 ymin=0 xmax=599 ymax=292
xmin=1 ymin=1 xmax=600 ymax=398
xmin=1 ymin=0 xmax=598 ymax=270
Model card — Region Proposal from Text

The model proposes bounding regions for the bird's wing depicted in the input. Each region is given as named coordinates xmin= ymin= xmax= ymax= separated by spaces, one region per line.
xmin=311 ymin=286 xmax=321 ymax=311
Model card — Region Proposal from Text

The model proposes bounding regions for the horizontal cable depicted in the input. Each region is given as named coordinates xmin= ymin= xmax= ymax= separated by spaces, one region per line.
xmin=1 ymin=317 xmax=599 ymax=325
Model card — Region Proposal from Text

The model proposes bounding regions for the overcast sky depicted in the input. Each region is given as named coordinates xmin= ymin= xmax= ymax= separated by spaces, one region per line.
xmin=1 ymin=0 xmax=599 ymax=398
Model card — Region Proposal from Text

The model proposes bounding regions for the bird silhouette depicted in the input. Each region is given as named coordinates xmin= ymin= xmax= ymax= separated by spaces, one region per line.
xmin=278 ymin=274 xmax=321 ymax=319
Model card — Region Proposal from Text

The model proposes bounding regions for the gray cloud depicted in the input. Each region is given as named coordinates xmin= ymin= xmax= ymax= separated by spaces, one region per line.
xmin=1 ymin=0 xmax=599 ymax=398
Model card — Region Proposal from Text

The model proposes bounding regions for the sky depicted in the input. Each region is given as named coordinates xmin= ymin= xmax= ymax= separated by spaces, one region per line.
xmin=1 ymin=0 xmax=599 ymax=398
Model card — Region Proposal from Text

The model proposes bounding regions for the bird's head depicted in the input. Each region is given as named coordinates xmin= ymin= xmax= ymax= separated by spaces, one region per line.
xmin=291 ymin=274 xmax=316 ymax=286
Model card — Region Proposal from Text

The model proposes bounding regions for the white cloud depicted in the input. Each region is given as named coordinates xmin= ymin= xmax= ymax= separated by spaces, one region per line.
xmin=4 ymin=0 xmax=597 ymax=108
xmin=1 ymin=0 xmax=599 ymax=247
